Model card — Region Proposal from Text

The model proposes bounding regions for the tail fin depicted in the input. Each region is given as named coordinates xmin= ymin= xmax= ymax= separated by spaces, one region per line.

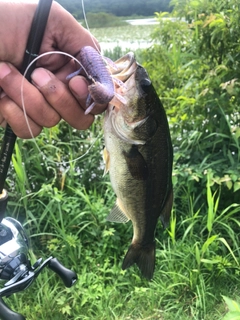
xmin=122 ymin=242 xmax=156 ymax=280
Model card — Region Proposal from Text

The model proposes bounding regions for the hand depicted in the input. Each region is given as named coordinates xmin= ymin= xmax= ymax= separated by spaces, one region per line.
xmin=0 ymin=1 xmax=105 ymax=138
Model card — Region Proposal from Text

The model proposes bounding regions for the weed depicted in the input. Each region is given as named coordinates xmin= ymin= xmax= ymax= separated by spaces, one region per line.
xmin=2 ymin=1 xmax=240 ymax=318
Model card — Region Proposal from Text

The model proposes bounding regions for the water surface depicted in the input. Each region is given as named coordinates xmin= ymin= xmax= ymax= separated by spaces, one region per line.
xmin=126 ymin=18 xmax=158 ymax=25
xmin=91 ymin=22 xmax=156 ymax=52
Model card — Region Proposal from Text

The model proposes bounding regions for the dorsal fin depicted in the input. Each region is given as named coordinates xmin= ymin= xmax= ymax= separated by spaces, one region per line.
xmin=159 ymin=188 xmax=173 ymax=228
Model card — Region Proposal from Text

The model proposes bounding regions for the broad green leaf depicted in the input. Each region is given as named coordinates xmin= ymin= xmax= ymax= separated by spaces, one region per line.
xmin=195 ymin=244 xmax=201 ymax=266
xmin=219 ymin=238 xmax=239 ymax=266
xmin=201 ymin=235 xmax=218 ymax=254
xmin=201 ymin=258 xmax=220 ymax=264
xmin=222 ymin=296 xmax=240 ymax=312
xmin=222 ymin=312 xmax=240 ymax=320
xmin=234 ymin=181 xmax=240 ymax=192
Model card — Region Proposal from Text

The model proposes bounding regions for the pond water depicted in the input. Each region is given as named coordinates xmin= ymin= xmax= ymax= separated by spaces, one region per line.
xmin=92 ymin=18 xmax=184 ymax=52
xmin=91 ymin=21 xmax=156 ymax=52
xmin=99 ymin=40 xmax=152 ymax=52
xmin=126 ymin=18 xmax=158 ymax=25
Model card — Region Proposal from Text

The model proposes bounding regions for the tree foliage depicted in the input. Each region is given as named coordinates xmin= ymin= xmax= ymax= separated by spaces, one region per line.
xmin=143 ymin=0 xmax=240 ymax=212
xmin=2 ymin=1 xmax=239 ymax=318
xmin=81 ymin=12 xmax=129 ymax=28
xmin=56 ymin=0 xmax=171 ymax=19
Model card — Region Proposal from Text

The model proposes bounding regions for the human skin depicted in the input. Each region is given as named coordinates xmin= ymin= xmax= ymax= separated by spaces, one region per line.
xmin=0 ymin=0 xmax=105 ymax=138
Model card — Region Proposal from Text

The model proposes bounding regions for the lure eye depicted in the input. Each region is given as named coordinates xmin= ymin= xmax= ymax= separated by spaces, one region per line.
xmin=140 ymin=78 xmax=151 ymax=93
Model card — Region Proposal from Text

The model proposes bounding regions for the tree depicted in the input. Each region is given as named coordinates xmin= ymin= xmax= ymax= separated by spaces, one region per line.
xmin=56 ymin=0 xmax=171 ymax=18
xmin=143 ymin=0 xmax=240 ymax=211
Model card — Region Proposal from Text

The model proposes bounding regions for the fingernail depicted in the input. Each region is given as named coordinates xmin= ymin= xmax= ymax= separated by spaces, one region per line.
xmin=0 ymin=91 xmax=6 ymax=99
xmin=0 ymin=63 xmax=11 ymax=79
xmin=31 ymin=68 xmax=52 ymax=87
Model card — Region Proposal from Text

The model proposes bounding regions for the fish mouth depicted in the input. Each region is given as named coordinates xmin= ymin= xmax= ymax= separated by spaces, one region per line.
xmin=109 ymin=52 xmax=138 ymax=83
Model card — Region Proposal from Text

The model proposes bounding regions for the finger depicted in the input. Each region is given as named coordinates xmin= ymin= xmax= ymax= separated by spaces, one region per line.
xmin=89 ymin=103 xmax=108 ymax=115
xmin=36 ymin=51 xmax=71 ymax=72
xmin=0 ymin=94 xmax=42 ymax=138
xmin=54 ymin=59 xmax=77 ymax=83
xmin=51 ymin=2 xmax=100 ymax=53
xmin=0 ymin=92 xmax=7 ymax=128
xmin=39 ymin=2 xmax=100 ymax=71
xmin=68 ymin=76 xmax=90 ymax=110
xmin=31 ymin=68 xmax=94 ymax=130
xmin=0 ymin=62 xmax=61 ymax=128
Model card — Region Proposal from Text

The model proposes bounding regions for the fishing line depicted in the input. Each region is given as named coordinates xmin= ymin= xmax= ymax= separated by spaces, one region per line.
xmin=80 ymin=2 xmax=129 ymax=110
xmin=20 ymin=0 xmax=120 ymax=166
xmin=81 ymin=0 xmax=129 ymax=108
xmin=81 ymin=0 xmax=101 ymax=55
xmin=20 ymin=50 xmax=102 ymax=165
xmin=81 ymin=0 xmax=119 ymax=75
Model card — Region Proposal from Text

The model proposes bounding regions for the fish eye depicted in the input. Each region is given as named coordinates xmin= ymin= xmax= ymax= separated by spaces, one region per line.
xmin=140 ymin=78 xmax=151 ymax=93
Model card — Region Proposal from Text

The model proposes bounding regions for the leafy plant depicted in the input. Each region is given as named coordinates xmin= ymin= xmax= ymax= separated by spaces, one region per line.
xmin=2 ymin=1 xmax=240 ymax=318
xmin=222 ymin=296 xmax=240 ymax=320
xmin=143 ymin=3 xmax=240 ymax=215
xmin=82 ymin=12 xmax=129 ymax=28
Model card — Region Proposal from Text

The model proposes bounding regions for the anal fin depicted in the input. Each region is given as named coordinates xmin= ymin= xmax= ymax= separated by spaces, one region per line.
xmin=106 ymin=199 xmax=129 ymax=223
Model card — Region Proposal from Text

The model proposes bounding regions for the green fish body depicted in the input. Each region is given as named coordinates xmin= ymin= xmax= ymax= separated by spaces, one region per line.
xmin=103 ymin=54 xmax=173 ymax=279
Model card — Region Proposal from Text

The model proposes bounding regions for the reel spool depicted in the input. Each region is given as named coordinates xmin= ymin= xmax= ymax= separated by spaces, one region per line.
xmin=0 ymin=216 xmax=77 ymax=320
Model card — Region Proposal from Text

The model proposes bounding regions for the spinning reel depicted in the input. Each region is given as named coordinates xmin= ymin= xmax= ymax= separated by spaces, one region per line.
xmin=0 ymin=0 xmax=77 ymax=319
xmin=0 ymin=214 xmax=77 ymax=320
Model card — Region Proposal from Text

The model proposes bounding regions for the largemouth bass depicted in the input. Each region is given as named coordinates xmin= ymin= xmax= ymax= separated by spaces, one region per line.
xmin=103 ymin=53 xmax=173 ymax=280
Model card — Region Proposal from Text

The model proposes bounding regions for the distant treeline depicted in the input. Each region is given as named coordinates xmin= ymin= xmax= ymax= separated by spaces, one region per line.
xmin=56 ymin=0 xmax=171 ymax=19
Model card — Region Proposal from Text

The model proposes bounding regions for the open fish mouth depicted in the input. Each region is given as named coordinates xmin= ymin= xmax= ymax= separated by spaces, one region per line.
xmin=108 ymin=52 xmax=138 ymax=83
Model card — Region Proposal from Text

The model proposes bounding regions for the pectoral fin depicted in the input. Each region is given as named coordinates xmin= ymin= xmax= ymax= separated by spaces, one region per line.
xmin=103 ymin=147 xmax=110 ymax=176
xmin=106 ymin=198 xmax=129 ymax=223
xmin=123 ymin=145 xmax=148 ymax=180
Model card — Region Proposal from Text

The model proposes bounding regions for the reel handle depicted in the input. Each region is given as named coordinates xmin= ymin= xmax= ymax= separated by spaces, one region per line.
xmin=48 ymin=258 xmax=77 ymax=288
xmin=0 ymin=298 xmax=25 ymax=320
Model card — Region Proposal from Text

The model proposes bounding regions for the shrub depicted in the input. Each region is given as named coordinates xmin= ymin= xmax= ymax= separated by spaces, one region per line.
xmin=81 ymin=12 xmax=129 ymax=28
xmin=142 ymin=3 xmax=240 ymax=215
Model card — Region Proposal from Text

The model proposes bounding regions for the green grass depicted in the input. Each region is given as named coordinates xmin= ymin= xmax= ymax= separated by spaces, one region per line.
xmin=1 ymin=10 xmax=240 ymax=319
xmin=2 ymin=118 xmax=239 ymax=320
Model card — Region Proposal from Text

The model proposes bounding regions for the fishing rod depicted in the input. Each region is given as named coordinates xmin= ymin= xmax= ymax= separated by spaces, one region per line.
xmin=0 ymin=1 xmax=77 ymax=319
